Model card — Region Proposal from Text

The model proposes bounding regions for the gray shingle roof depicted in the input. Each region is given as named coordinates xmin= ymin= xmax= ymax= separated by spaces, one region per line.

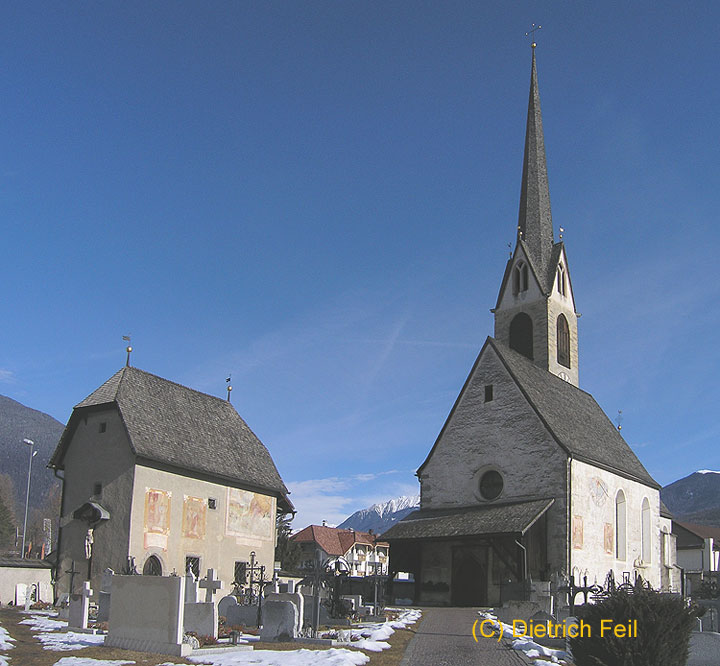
xmin=490 ymin=339 xmax=659 ymax=489
xmin=381 ymin=498 xmax=554 ymax=541
xmin=50 ymin=367 xmax=291 ymax=507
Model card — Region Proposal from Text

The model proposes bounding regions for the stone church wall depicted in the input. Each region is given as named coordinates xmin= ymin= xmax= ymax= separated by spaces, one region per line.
xmin=420 ymin=346 xmax=568 ymax=574
xmin=570 ymin=459 xmax=662 ymax=589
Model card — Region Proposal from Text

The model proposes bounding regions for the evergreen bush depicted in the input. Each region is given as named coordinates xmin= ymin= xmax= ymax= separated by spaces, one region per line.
xmin=570 ymin=580 xmax=697 ymax=666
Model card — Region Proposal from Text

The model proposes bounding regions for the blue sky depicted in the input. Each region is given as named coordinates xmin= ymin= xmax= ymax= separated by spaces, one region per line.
xmin=2 ymin=2 xmax=719 ymax=528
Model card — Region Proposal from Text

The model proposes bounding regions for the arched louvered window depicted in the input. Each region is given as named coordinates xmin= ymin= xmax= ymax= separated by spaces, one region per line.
xmin=616 ymin=490 xmax=626 ymax=560
xmin=143 ymin=555 xmax=162 ymax=576
xmin=512 ymin=262 xmax=529 ymax=296
xmin=509 ymin=313 xmax=533 ymax=360
xmin=557 ymin=314 xmax=570 ymax=368
xmin=641 ymin=498 xmax=651 ymax=563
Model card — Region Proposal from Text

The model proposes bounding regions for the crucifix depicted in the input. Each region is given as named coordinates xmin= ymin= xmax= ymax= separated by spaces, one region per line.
xmin=199 ymin=568 xmax=223 ymax=603
xmin=525 ymin=23 xmax=542 ymax=47
xmin=65 ymin=560 xmax=79 ymax=595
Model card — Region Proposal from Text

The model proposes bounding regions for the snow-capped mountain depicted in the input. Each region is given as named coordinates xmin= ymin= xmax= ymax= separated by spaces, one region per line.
xmin=338 ymin=495 xmax=420 ymax=535
xmin=661 ymin=471 xmax=720 ymax=527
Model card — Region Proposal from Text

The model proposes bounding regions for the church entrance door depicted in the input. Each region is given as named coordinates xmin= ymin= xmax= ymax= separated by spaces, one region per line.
xmin=451 ymin=545 xmax=487 ymax=606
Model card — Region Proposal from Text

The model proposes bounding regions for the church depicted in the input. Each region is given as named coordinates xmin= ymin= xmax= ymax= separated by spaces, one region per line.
xmin=49 ymin=365 xmax=293 ymax=597
xmin=383 ymin=48 xmax=679 ymax=606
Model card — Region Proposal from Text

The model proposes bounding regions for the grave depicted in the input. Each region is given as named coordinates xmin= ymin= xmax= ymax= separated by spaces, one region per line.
xmin=265 ymin=590 xmax=304 ymax=636
xmin=104 ymin=574 xmax=190 ymax=656
xmin=199 ymin=568 xmax=223 ymax=603
xmin=68 ymin=581 xmax=93 ymax=630
xmin=184 ymin=602 xmax=217 ymax=639
xmin=97 ymin=569 xmax=114 ymax=624
xmin=185 ymin=570 xmax=199 ymax=603
xmin=260 ymin=599 xmax=299 ymax=641
xmin=218 ymin=594 xmax=260 ymax=628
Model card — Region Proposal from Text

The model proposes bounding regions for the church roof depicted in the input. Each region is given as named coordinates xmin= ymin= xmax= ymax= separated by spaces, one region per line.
xmin=517 ymin=48 xmax=554 ymax=277
xmin=49 ymin=366 xmax=292 ymax=509
xmin=381 ymin=498 xmax=554 ymax=541
xmin=489 ymin=339 xmax=660 ymax=489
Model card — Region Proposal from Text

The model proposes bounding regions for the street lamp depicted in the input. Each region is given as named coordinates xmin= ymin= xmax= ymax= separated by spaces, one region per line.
xmin=21 ymin=438 xmax=37 ymax=558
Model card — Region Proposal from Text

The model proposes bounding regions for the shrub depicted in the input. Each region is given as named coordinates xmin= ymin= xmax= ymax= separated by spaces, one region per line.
xmin=570 ymin=581 xmax=698 ymax=666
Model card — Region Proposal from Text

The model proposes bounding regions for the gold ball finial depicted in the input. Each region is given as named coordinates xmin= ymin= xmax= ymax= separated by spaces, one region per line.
xmin=228 ymin=385 xmax=232 ymax=392
xmin=126 ymin=346 xmax=132 ymax=353
xmin=531 ymin=42 xmax=537 ymax=48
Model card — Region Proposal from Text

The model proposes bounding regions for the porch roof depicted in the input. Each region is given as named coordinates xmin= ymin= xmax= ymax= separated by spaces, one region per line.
xmin=381 ymin=498 xmax=554 ymax=541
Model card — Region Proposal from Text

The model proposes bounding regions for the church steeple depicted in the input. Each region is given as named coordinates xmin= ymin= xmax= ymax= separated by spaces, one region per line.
xmin=517 ymin=47 xmax=554 ymax=277
xmin=494 ymin=47 xmax=580 ymax=387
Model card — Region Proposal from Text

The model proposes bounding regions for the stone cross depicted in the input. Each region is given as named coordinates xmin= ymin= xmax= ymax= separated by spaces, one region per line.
xmin=199 ymin=568 xmax=223 ymax=603
xmin=69 ymin=581 xmax=93 ymax=630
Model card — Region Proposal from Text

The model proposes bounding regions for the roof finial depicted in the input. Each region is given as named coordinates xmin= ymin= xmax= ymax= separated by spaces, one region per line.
xmin=123 ymin=335 xmax=132 ymax=367
xmin=226 ymin=374 xmax=232 ymax=402
xmin=525 ymin=23 xmax=541 ymax=49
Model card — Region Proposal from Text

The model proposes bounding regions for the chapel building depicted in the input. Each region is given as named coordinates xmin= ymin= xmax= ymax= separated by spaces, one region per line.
xmin=383 ymin=48 xmax=679 ymax=606
xmin=49 ymin=366 xmax=293 ymax=597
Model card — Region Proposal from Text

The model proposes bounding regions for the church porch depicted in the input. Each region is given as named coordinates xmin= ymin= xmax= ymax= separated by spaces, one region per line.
xmin=384 ymin=498 xmax=553 ymax=606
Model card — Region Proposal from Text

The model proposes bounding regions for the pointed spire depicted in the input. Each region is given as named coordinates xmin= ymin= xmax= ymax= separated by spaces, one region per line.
xmin=517 ymin=47 xmax=554 ymax=275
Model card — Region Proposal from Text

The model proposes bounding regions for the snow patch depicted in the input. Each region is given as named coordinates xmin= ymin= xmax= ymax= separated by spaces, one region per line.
xmin=0 ymin=625 xmax=15 ymax=650
xmin=20 ymin=614 xmax=67 ymax=632
xmin=186 ymin=648 xmax=369 ymax=665
xmin=37 ymin=632 xmax=106 ymax=651
xmin=697 ymin=470 xmax=720 ymax=475
xmin=52 ymin=659 xmax=135 ymax=666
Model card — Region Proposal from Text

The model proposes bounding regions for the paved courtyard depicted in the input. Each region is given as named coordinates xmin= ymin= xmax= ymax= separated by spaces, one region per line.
xmin=400 ymin=608 xmax=527 ymax=666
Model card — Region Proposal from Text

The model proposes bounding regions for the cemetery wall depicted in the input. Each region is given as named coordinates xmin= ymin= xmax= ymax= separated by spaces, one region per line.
xmin=56 ymin=407 xmax=135 ymax=596
xmin=127 ymin=464 xmax=276 ymax=586
xmin=570 ymin=459 xmax=661 ymax=588
xmin=0 ymin=562 xmax=53 ymax=605
xmin=419 ymin=346 xmax=568 ymax=573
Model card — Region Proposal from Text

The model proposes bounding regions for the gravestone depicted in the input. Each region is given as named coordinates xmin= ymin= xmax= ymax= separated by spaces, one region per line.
xmin=185 ymin=571 xmax=199 ymax=604
xmin=218 ymin=595 xmax=260 ymax=628
xmin=199 ymin=569 xmax=223 ymax=603
xmin=259 ymin=600 xmax=299 ymax=641
xmin=97 ymin=569 xmax=114 ymax=624
xmin=68 ymin=581 xmax=93 ymax=630
xmin=265 ymin=591 xmax=304 ymax=636
xmin=24 ymin=584 xmax=35 ymax=611
xmin=184 ymin=602 xmax=217 ymax=638
xmin=104 ymin=574 xmax=189 ymax=656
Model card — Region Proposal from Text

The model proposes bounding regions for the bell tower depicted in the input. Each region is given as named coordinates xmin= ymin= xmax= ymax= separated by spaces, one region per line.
xmin=493 ymin=46 xmax=579 ymax=386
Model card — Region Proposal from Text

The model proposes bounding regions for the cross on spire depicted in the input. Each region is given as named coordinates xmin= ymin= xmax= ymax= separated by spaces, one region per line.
xmin=525 ymin=23 xmax=542 ymax=48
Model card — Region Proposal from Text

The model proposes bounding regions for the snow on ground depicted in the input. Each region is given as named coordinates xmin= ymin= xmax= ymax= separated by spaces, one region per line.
xmin=477 ymin=611 xmax=571 ymax=665
xmin=0 ymin=625 xmax=15 ymax=650
xmin=0 ymin=656 xmax=10 ymax=666
xmin=327 ymin=608 xmax=422 ymax=652
xmin=185 ymin=648 xmax=369 ymax=666
xmin=37 ymin=631 xmax=106 ymax=651
xmin=19 ymin=614 xmax=68 ymax=631
xmin=53 ymin=657 xmax=135 ymax=666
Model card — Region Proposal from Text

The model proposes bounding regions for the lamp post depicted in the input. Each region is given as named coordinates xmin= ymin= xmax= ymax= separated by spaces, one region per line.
xmin=21 ymin=438 xmax=37 ymax=558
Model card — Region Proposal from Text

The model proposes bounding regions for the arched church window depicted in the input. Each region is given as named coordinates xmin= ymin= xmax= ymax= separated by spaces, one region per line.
xmin=479 ymin=470 xmax=503 ymax=500
xmin=641 ymin=497 xmax=651 ymax=563
xmin=615 ymin=490 xmax=626 ymax=560
xmin=509 ymin=313 xmax=533 ymax=360
xmin=556 ymin=314 xmax=570 ymax=368
xmin=556 ymin=265 xmax=566 ymax=296
xmin=143 ymin=555 xmax=162 ymax=576
xmin=512 ymin=262 xmax=529 ymax=295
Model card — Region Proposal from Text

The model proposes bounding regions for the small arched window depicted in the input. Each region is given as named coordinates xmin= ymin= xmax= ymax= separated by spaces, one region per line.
xmin=509 ymin=313 xmax=533 ymax=360
xmin=641 ymin=498 xmax=651 ymax=563
xmin=556 ymin=314 xmax=570 ymax=368
xmin=143 ymin=555 xmax=162 ymax=576
xmin=616 ymin=490 xmax=626 ymax=560
xmin=556 ymin=265 xmax=566 ymax=296
xmin=512 ymin=262 xmax=529 ymax=296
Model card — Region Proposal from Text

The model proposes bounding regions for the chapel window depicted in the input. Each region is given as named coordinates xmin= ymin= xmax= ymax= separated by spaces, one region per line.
xmin=484 ymin=385 xmax=494 ymax=402
xmin=641 ymin=497 xmax=651 ymax=563
xmin=99 ymin=422 xmax=107 ymax=433
xmin=143 ymin=555 xmax=162 ymax=576
xmin=509 ymin=312 xmax=533 ymax=360
xmin=616 ymin=490 xmax=626 ymax=560
xmin=479 ymin=470 xmax=503 ymax=500
xmin=185 ymin=555 xmax=200 ymax=579
xmin=556 ymin=314 xmax=570 ymax=368
xmin=512 ymin=262 xmax=529 ymax=295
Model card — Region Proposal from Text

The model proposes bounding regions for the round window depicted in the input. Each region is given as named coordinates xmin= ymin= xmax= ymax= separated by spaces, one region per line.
xmin=479 ymin=470 xmax=503 ymax=500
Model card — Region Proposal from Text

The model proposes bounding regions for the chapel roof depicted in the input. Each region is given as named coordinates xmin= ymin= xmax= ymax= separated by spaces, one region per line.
xmin=49 ymin=366 xmax=292 ymax=509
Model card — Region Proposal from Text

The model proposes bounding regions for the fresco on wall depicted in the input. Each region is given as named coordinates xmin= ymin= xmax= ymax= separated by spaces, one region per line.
xmin=182 ymin=495 xmax=207 ymax=539
xmin=226 ymin=488 xmax=273 ymax=539
xmin=144 ymin=488 xmax=171 ymax=550
xmin=572 ymin=515 xmax=583 ymax=549
xmin=604 ymin=522 xmax=614 ymax=554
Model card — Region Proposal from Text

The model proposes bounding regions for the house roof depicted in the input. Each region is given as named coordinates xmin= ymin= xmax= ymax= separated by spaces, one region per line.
xmin=674 ymin=521 xmax=720 ymax=543
xmin=49 ymin=366 xmax=292 ymax=510
xmin=291 ymin=524 xmax=388 ymax=557
xmin=418 ymin=338 xmax=659 ymax=490
xmin=381 ymin=498 xmax=554 ymax=541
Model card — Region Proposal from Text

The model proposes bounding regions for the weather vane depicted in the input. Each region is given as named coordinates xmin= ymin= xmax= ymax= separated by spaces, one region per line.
xmin=226 ymin=374 xmax=232 ymax=402
xmin=123 ymin=335 xmax=132 ymax=367
xmin=616 ymin=410 xmax=623 ymax=432
xmin=525 ymin=23 xmax=542 ymax=48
